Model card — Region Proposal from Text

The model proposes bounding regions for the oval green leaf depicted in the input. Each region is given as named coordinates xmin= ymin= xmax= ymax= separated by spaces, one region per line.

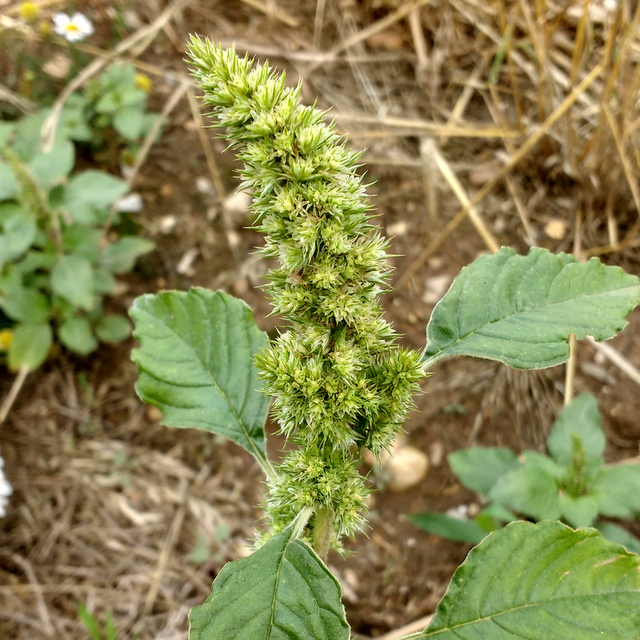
xmin=189 ymin=522 xmax=349 ymax=640
xmin=409 ymin=512 xmax=490 ymax=545
xmin=421 ymin=247 xmax=640 ymax=369
xmin=51 ymin=255 xmax=95 ymax=311
xmin=130 ymin=289 xmax=270 ymax=469
xmin=59 ymin=316 xmax=98 ymax=355
xmin=95 ymin=314 xmax=131 ymax=343
xmin=448 ymin=447 xmax=521 ymax=497
xmin=8 ymin=322 xmax=52 ymax=371
xmin=412 ymin=520 xmax=640 ymax=640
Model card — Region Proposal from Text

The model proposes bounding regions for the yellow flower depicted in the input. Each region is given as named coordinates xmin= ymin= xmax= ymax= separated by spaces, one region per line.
xmin=39 ymin=20 xmax=51 ymax=37
xmin=0 ymin=329 xmax=13 ymax=352
xmin=19 ymin=1 xmax=39 ymax=22
xmin=135 ymin=73 xmax=153 ymax=93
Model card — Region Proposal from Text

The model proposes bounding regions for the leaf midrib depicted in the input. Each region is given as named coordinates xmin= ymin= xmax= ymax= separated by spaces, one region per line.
xmin=426 ymin=282 xmax=639 ymax=361
xmin=416 ymin=588 xmax=640 ymax=638
xmin=143 ymin=302 xmax=268 ymax=469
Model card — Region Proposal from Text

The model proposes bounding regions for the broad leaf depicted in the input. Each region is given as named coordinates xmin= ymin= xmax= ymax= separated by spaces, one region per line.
xmin=596 ymin=522 xmax=640 ymax=555
xmin=51 ymin=255 xmax=95 ymax=311
xmin=64 ymin=171 xmax=129 ymax=223
xmin=558 ymin=493 xmax=599 ymax=528
xmin=92 ymin=269 xmax=116 ymax=294
xmin=95 ymin=314 xmax=131 ymax=343
xmin=448 ymin=447 xmax=521 ymax=497
xmin=0 ymin=162 xmax=17 ymax=201
xmin=113 ymin=107 xmax=144 ymax=140
xmin=99 ymin=237 xmax=154 ymax=274
xmin=413 ymin=521 xmax=640 ymax=639
xmin=0 ymin=286 xmax=49 ymax=324
xmin=0 ymin=204 xmax=36 ymax=266
xmin=421 ymin=247 xmax=640 ymax=369
xmin=8 ymin=323 xmax=52 ymax=371
xmin=489 ymin=465 xmax=560 ymax=521
xmin=547 ymin=393 xmax=604 ymax=467
xmin=409 ymin=512 xmax=490 ymax=545
xmin=130 ymin=289 xmax=270 ymax=468
xmin=592 ymin=465 xmax=640 ymax=518
xmin=189 ymin=523 xmax=349 ymax=640
xmin=59 ymin=317 xmax=98 ymax=355
xmin=28 ymin=140 xmax=75 ymax=189
xmin=62 ymin=225 xmax=103 ymax=262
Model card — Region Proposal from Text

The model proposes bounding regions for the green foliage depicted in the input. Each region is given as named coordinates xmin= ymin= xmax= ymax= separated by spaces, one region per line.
xmin=62 ymin=62 xmax=159 ymax=151
xmin=0 ymin=109 xmax=154 ymax=371
xmin=413 ymin=394 xmax=640 ymax=551
xmin=189 ymin=513 xmax=349 ymax=640
xmin=422 ymin=247 xmax=640 ymax=369
xmin=128 ymin=43 xmax=640 ymax=639
xmin=77 ymin=604 xmax=118 ymax=640
xmin=414 ymin=521 xmax=640 ymax=640
xmin=130 ymin=289 xmax=270 ymax=470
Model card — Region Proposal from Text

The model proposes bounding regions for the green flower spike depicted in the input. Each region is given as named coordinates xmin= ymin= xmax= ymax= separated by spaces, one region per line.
xmin=188 ymin=39 xmax=423 ymax=554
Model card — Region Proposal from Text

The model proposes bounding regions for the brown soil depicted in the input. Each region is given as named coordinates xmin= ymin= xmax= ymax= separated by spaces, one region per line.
xmin=1 ymin=1 xmax=640 ymax=638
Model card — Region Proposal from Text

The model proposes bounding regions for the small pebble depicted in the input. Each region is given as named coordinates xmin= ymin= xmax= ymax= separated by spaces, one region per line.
xmin=428 ymin=441 xmax=445 ymax=467
xmin=146 ymin=405 xmax=163 ymax=422
xmin=386 ymin=445 xmax=429 ymax=492
xmin=223 ymin=191 xmax=251 ymax=216
xmin=544 ymin=219 xmax=567 ymax=240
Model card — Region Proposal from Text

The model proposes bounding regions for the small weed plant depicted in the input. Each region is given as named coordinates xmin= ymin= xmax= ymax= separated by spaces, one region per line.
xmin=0 ymin=108 xmax=153 ymax=371
xmin=411 ymin=393 xmax=640 ymax=554
xmin=63 ymin=61 xmax=159 ymax=159
xmin=129 ymin=41 xmax=640 ymax=639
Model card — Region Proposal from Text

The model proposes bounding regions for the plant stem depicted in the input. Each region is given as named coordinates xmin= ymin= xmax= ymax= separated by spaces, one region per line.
xmin=311 ymin=507 xmax=335 ymax=561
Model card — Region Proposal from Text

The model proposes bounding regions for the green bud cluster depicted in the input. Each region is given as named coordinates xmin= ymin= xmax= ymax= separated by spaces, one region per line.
xmin=188 ymin=39 xmax=423 ymax=550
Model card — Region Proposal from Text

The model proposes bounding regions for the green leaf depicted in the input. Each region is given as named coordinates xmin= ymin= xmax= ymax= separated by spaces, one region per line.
xmin=64 ymin=171 xmax=129 ymax=223
xmin=414 ymin=521 xmax=640 ymax=640
xmin=489 ymin=465 xmax=561 ymax=521
xmin=0 ymin=286 xmax=49 ymax=323
xmin=521 ymin=450 xmax=564 ymax=480
xmin=28 ymin=140 xmax=75 ymax=190
xmin=448 ymin=447 xmax=521 ymax=496
xmin=95 ymin=314 xmax=131 ymax=343
xmin=0 ymin=122 xmax=14 ymax=148
xmin=61 ymin=225 xmax=103 ymax=262
xmin=12 ymin=111 xmax=49 ymax=162
xmin=596 ymin=522 xmax=640 ymax=556
xmin=478 ymin=502 xmax=517 ymax=524
xmin=0 ymin=162 xmax=17 ymax=201
xmin=0 ymin=203 xmax=36 ymax=266
xmin=408 ymin=512 xmax=489 ymax=544
xmin=421 ymin=247 xmax=640 ymax=369
xmin=99 ymin=237 xmax=154 ymax=274
xmin=547 ymin=393 xmax=605 ymax=467
xmin=130 ymin=289 xmax=270 ymax=468
xmin=8 ymin=322 xmax=52 ymax=371
xmin=77 ymin=603 xmax=103 ymax=640
xmin=16 ymin=251 xmax=57 ymax=275
xmin=95 ymin=91 xmax=121 ymax=114
xmin=51 ymin=255 xmax=95 ymax=311
xmin=189 ymin=521 xmax=349 ymax=640
xmin=59 ymin=317 xmax=98 ymax=355
xmin=559 ymin=493 xmax=599 ymax=528
xmin=92 ymin=268 xmax=116 ymax=294
xmin=592 ymin=465 xmax=640 ymax=518
xmin=113 ymin=107 xmax=144 ymax=140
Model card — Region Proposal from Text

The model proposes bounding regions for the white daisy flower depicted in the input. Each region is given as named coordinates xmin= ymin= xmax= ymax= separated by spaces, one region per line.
xmin=0 ymin=447 xmax=12 ymax=518
xmin=52 ymin=12 xmax=94 ymax=42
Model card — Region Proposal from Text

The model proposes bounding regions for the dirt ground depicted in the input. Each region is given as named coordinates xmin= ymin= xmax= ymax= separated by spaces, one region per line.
xmin=1 ymin=0 xmax=640 ymax=638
